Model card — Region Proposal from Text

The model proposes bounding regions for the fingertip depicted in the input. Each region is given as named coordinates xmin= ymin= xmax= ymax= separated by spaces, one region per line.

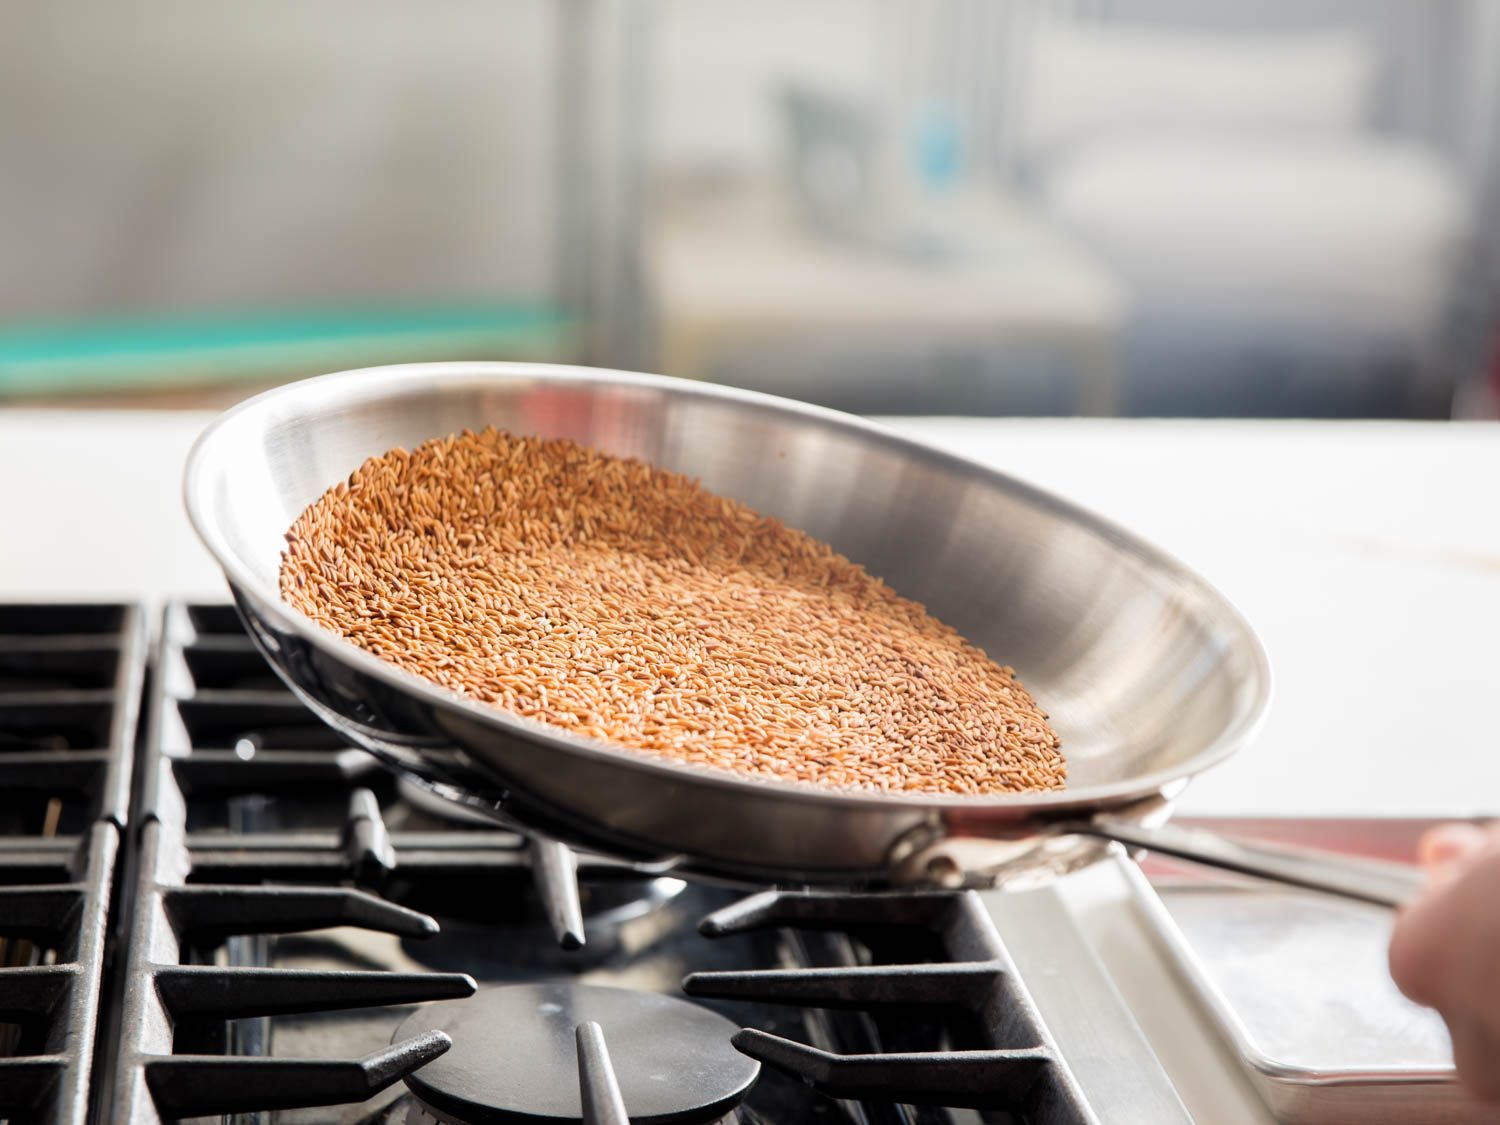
xmin=1388 ymin=911 xmax=1437 ymax=1006
xmin=1418 ymin=823 xmax=1487 ymax=870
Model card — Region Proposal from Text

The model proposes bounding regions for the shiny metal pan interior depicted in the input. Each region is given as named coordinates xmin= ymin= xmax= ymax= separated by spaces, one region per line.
xmin=186 ymin=362 xmax=1274 ymax=888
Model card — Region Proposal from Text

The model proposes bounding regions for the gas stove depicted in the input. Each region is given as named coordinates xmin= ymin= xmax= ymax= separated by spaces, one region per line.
xmin=0 ymin=603 xmax=1475 ymax=1124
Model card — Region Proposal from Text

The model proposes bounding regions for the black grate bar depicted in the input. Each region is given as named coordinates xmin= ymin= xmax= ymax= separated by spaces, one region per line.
xmin=177 ymin=688 xmax=302 ymax=706
xmin=530 ymin=835 xmax=585 ymax=950
xmin=731 ymin=1029 xmax=1056 ymax=1109
xmin=106 ymin=808 xmax=467 ymax=1119
xmin=102 ymin=609 xmax=483 ymax=1123
xmin=0 ymin=839 xmax=78 ymax=877
xmin=698 ymin=888 xmax=964 ymax=937
xmin=342 ymin=787 xmax=396 ymax=884
xmin=180 ymin=635 xmax=256 ymax=652
xmin=684 ymin=961 xmax=1005 ymax=1010
xmin=164 ymin=884 xmax=440 ymax=939
xmin=0 ymin=823 xmax=121 ymax=1125
xmin=698 ymin=888 xmax=1097 ymax=1121
xmin=142 ymin=1030 xmax=453 ymax=1118
xmin=0 ymin=603 xmax=147 ymax=828
xmin=183 ymin=838 xmax=491 ymax=881
xmin=153 ymin=966 xmax=476 ymax=1020
xmin=182 ymin=830 xmax=648 ymax=882
xmin=0 ymin=606 xmax=139 ymax=1124
xmin=576 ymin=1022 xmax=629 ymax=1125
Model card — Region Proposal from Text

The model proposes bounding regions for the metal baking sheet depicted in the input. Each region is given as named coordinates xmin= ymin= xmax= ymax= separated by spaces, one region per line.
xmin=1120 ymin=857 xmax=1493 ymax=1124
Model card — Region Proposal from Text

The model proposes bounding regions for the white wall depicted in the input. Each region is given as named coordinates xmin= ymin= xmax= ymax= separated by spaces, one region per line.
xmin=1 ymin=0 xmax=1487 ymax=323
xmin=0 ymin=0 xmax=558 ymax=318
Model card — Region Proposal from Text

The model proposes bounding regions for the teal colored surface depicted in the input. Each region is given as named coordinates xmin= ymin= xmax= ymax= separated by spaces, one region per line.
xmin=0 ymin=303 xmax=576 ymax=394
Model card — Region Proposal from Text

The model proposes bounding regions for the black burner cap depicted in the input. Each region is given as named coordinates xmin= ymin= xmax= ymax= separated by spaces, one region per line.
xmin=395 ymin=983 xmax=759 ymax=1124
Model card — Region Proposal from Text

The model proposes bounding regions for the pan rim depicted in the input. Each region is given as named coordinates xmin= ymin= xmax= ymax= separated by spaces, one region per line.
xmin=184 ymin=360 xmax=1273 ymax=817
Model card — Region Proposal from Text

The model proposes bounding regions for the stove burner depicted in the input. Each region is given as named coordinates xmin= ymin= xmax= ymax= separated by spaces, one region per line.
xmin=396 ymin=983 xmax=759 ymax=1124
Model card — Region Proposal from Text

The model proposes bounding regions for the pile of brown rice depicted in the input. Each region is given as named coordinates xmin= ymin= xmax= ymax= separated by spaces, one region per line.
xmin=280 ymin=427 xmax=1064 ymax=794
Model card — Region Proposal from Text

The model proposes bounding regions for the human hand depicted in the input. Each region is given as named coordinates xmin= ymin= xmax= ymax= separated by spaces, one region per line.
xmin=1388 ymin=822 xmax=1500 ymax=1101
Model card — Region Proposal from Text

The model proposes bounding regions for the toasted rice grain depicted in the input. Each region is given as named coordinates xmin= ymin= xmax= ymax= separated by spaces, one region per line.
xmin=279 ymin=427 xmax=1064 ymax=794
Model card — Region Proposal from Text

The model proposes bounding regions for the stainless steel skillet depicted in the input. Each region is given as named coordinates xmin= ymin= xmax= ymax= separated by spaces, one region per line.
xmin=184 ymin=362 xmax=1424 ymax=907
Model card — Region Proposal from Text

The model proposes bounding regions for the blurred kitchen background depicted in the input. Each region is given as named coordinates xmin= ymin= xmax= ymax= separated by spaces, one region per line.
xmin=3 ymin=0 xmax=1498 ymax=418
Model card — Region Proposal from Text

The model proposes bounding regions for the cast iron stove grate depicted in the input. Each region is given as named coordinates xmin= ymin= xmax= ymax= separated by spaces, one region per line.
xmin=0 ymin=603 xmax=146 ymax=1125
xmin=150 ymin=605 xmax=647 ymax=949
xmin=98 ymin=603 xmax=1100 ymax=1123
xmin=103 ymin=604 xmax=684 ymax=1122
xmin=688 ymin=890 xmax=1095 ymax=1122
xmin=104 ymin=604 xmax=484 ymax=1122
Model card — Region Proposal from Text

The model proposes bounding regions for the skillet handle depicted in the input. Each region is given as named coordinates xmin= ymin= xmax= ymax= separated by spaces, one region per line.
xmin=1078 ymin=816 xmax=1427 ymax=908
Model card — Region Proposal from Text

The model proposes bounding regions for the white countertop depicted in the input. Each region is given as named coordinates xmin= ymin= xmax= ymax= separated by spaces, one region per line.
xmin=2 ymin=408 xmax=1496 ymax=818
